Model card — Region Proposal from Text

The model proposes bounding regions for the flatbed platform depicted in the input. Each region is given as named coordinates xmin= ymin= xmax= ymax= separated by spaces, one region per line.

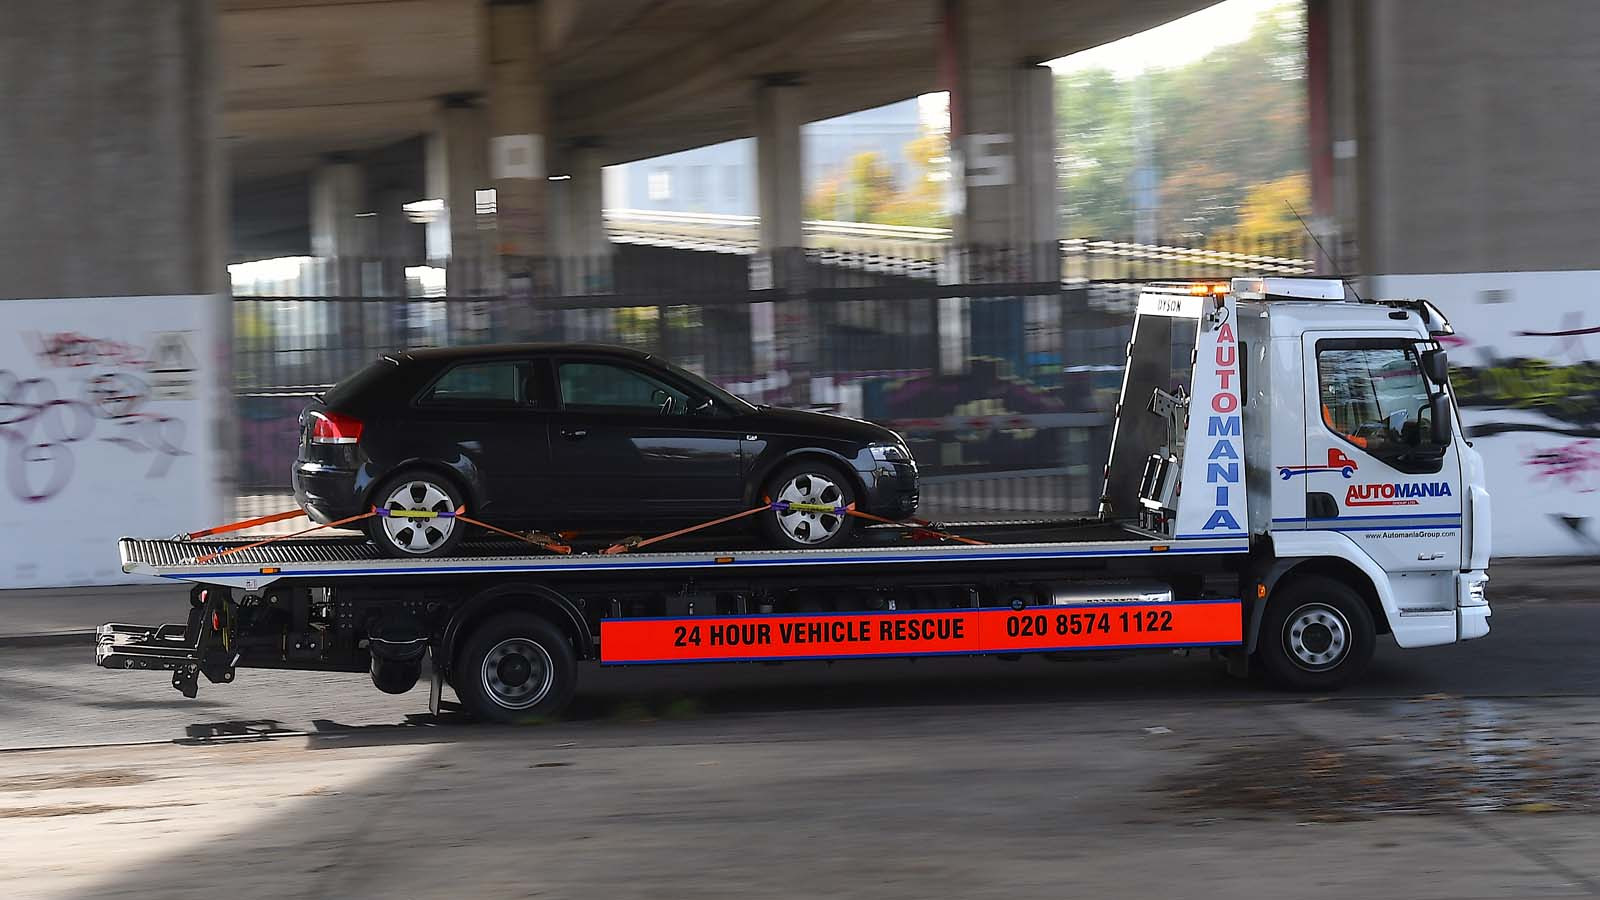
xmin=119 ymin=519 xmax=1251 ymax=590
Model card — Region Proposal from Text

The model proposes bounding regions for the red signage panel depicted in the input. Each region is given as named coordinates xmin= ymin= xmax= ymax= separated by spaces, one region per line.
xmin=600 ymin=600 xmax=1242 ymax=664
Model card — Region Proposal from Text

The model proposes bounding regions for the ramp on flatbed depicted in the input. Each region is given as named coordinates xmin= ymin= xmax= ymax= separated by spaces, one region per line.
xmin=118 ymin=520 xmax=1250 ymax=589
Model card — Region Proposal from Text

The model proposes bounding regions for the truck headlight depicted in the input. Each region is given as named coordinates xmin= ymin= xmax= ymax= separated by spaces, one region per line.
xmin=870 ymin=443 xmax=911 ymax=463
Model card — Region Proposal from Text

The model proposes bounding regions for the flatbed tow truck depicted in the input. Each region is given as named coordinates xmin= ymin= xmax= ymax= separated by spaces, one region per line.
xmin=97 ymin=278 xmax=1493 ymax=721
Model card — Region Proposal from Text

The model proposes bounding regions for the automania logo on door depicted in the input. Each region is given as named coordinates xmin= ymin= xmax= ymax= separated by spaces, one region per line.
xmin=1346 ymin=482 xmax=1452 ymax=507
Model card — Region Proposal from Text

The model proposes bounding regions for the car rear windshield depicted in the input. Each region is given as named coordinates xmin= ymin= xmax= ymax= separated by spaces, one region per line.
xmin=322 ymin=357 xmax=398 ymax=407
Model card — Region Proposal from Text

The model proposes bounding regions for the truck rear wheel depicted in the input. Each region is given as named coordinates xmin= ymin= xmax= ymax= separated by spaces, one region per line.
xmin=1256 ymin=575 xmax=1375 ymax=691
xmin=453 ymin=613 xmax=576 ymax=723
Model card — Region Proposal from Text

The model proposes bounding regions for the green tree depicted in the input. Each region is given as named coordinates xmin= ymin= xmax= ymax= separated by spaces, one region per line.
xmin=1231 ymin=172 xmax=1311 ymax=242
xmin=1057 ymin=67 xmax=1136 ymax=238
xmin=1057 ymin=1 xmax=1307 ymax=243
xmin=804 ymin=130 xmax=952 ymax=228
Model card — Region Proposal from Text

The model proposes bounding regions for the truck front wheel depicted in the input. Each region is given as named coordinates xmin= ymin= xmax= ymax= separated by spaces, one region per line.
xmin=454 ymin=613 xmax=577 ymax=723
xmin=1256 ymin=575 xmax=1375 ymax=691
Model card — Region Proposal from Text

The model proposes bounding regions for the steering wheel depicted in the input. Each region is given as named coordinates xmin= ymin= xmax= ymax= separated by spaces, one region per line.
xmin=650 ymin=388 xmax=678 ymax=416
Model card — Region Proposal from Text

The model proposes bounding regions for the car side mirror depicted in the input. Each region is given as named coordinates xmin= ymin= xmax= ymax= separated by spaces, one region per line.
xmin=1421 ymin=348 xmax=1449 ymax=385
xmin=689 ymin=396 xmax=718 ymax=416
xmin=1429 ymin=392 xmax=1452 ymax=444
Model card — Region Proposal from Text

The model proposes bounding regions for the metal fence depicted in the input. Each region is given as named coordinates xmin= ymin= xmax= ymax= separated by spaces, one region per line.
xmin=227 ymin=236 xmax=1346 ymax=532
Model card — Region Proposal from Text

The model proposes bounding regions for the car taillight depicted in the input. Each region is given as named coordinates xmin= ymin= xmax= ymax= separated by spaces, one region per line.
xmin=309 ymin=411 xmax=363 ymax=445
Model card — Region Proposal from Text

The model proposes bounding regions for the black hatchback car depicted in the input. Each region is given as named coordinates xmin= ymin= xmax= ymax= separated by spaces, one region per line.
xmin=293 ymin=344 xmax=919 ymax=557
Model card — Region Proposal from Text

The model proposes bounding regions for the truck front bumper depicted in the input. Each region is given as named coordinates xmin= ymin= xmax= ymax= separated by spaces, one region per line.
xmin=1458 ymin=569 xmax=1491 ymax=641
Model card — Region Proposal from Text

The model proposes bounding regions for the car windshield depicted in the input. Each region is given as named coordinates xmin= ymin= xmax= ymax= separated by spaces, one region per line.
xmin=653 ymin=356 xmax=755 ymax=412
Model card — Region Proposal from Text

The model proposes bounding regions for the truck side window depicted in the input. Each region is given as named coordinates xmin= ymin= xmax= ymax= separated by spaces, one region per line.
xmin=1316 ymin=344 xmax=1444 ymax=473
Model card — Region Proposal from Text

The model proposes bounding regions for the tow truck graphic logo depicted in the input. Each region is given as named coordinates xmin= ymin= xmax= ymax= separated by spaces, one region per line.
xmin=1278 ymin=449 xmax=1359 ymax=480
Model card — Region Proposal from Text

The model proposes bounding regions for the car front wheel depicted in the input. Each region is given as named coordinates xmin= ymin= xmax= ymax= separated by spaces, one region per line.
xmin=758 ymin=461 xmax=858 ymax=550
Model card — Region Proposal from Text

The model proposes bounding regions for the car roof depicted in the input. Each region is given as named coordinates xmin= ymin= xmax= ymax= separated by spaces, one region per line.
xmin=391 ymin=343 xmax=655 ymax=365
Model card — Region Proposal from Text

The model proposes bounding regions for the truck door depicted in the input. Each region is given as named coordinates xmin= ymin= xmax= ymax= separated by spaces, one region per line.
xmin=1300 ymin=334 xmax=1463 ymax=579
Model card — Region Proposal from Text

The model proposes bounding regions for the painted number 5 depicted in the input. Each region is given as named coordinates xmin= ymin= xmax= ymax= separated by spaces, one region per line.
xmin=965 ymin=133 xmax=1013 ymax=187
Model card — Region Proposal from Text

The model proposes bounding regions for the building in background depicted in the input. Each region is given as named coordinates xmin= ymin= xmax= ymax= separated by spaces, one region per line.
xmin=607 ymin=99 xmax=922 ymax=216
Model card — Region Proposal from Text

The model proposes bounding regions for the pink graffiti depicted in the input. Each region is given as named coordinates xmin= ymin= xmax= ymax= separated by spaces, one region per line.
xmin=0 ymin=369 xmax=187 ymax=504
xmin=28 ymin=332 xmax=150 ymax=370
xmin=1525 ymin=440 xmax=1600 ymax=492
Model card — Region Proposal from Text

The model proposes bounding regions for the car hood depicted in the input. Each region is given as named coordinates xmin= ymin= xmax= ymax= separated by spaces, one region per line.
xmin=737 ymin=405 xmax=900 ymax=444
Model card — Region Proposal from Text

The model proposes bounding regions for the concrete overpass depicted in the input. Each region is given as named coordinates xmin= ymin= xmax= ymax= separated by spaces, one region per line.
xmin=6 ymin=0 xmax=1600 ymax=303
xmin=5 ymin=0 xmax=1211 ymax=299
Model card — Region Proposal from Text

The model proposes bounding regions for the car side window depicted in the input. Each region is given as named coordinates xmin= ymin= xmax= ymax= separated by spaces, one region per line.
xmin=419 ymin=361 xmax=523 ymax=406
xmin=558 ymin=361 xmax=689 ymax=415
xmin=1316 ymin=344 xmax=1443 ymax=472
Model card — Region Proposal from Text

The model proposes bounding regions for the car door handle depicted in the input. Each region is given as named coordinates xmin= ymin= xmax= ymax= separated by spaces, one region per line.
xmin=1417 ymin=552 xmax=1444 ymax=561
xmin=560 ymin=428 xmax=588 ymax=441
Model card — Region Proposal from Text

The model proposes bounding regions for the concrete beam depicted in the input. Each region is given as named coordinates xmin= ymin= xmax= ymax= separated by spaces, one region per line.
xmin=424 ymin=97 xmax=490 ymax=266
xmin=1 ymin=0 xmax=224 ymax=299
xmin=1339 ymin=0 xmax=1600 ymax=275
xmin=488 ymin=0 xmax=550 ymax=277
xmin=945 ymin=0 xmax=1058 ymax=265
xmin=755 ymin=78 xmax=805 ymax=253
xmin=309 ymin=159 xmax=371 ymax=293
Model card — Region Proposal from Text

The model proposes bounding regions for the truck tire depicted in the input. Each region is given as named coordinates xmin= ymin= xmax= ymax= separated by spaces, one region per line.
xmin=759 ymin=460 xmax=858 ymax=550
xmin=453 ymin=613 xmax=576 ymax=723
xmin=1256 ymin=575 xmax=1376 ymax=691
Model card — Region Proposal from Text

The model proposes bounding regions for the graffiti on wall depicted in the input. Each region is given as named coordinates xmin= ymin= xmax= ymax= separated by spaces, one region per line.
xmin=0 ymin=331 xmax=193 ymax=503
xmin=1376 ymin=271 xmax=1600 ymax=555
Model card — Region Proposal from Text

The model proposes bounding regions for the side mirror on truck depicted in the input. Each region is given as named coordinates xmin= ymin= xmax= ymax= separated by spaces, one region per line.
xmin=1422 ymin=348 xmax=1449 ymax=385
xmin=1430 ymin=392 xmax=1453 ymax=445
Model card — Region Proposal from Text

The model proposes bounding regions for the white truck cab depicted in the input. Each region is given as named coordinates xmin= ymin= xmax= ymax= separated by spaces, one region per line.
xmin=1110 ymin=277 xmax=1491 ymax=684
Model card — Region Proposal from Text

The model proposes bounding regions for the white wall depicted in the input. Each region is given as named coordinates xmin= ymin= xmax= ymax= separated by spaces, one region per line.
xmin=1373 ymin=270 xmax=1600 ymax=557
xmin=0 ymin=296 xmax=225 ymax=587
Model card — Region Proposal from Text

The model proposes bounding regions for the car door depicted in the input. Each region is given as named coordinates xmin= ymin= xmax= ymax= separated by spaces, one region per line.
xmin=408 ymin=357 xmax=552 ymax=519
xmin=548 ymin=356 xmax=744 ymax=520
xmin=1301 ymin=334 xmax=1463 ymax=585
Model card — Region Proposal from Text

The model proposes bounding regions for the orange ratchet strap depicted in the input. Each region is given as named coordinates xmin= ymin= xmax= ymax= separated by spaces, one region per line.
xmin=600 ymin=501 xmax=988 ymax=555
xmin=845 ymin=507 xmax=989 ymax=546
xmin=179 ymin=508 xmax=307 ymax=541
xmin=194 ymin=509 xmax=378 ymax=564
xmin=191 ymin=505 xmax=571 ymax=565
xmin=453 ymin=513 xmax=572 ymax=554
xmin=602 ymin=503 xmax=775 ymax=555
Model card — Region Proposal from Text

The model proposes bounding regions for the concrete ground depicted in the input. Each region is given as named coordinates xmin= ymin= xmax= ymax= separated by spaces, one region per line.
xmin=1 ymin=570 xmax=1600 ymax=899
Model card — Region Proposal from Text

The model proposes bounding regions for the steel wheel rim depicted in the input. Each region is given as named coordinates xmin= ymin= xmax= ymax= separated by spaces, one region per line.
xmin=1283 ymin=602 xmax=1351 ymax=671
xmin=479 ymin=638 xmax=554 ymax=710
xmin=381 ymin=480 xmax=456 ymax=554
xmin=774 ymin=472 xmax=846 ymax=544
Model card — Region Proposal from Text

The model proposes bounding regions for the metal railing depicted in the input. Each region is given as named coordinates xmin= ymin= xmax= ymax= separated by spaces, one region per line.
xmin=602 ymin=208 xmax=1325 ymax=280
xmin=223 ymin=230 xmax=1349 ymax=532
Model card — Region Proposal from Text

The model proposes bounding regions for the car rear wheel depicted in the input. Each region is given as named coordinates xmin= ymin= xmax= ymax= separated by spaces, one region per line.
xmin=366 ymin=469 xmax=467 ymax=559
xmin=758 ymin=460 xmax=857 ymax=550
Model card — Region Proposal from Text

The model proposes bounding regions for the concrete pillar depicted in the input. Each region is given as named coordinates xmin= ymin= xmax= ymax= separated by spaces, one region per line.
xmin=488 ymin=0 xmax=550 ymax=302
xmin=1331 ymin=0 xmax=1600 ymax=279
xmin=309 ymin=159 xmax=369 ymax=295
xmin=425 ymin=95 xmax=491 ymax=293
xmin=1315 ymin=0 xmax=1362 ymax=274
xmin=943 ymin=0 xmax=1058 ymax=279
xmin=550 ymin=143 xmax=613 ymax=294
xmin=755 ymin=76 xmax=806 ymax=259
xmin=1 ymin=0 xmax=224 ymax=300
xmin=753 ymin=74 xmax=810 ymax=406
xmin=374 ymin=186 xmax=422 ymax=295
